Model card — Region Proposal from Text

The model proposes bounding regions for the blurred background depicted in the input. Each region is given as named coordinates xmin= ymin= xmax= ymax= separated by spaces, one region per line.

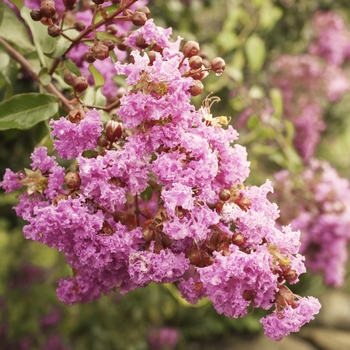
xmin=2 ymin=0 xmax=350 ymax=349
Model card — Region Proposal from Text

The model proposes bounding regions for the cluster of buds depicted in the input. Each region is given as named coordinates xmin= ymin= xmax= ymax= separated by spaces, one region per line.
xmin=30 ymin=0 xmax=60 ymax=36
xmin=181 ymin=40 xmax=226 ymax=96
xmin=64 ymin=72 xmax=88 ymax=93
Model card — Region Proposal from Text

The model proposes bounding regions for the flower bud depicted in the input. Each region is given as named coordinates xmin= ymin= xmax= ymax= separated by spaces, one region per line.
xmin=73 ymin=76 xmax=88 ymax=92
xmin=84 ymin=50 xmax=96 ymax=63
xmin=106 ymin=24 xmax=118 ymax=35
xmin=40 ymin=0 xmax=56 ymax=18
xmin=30 ymin=9 xmax=42 ymax=21
xmin=135 ymin=35 xmax=148 ymax=49
xmin=189 ymin=80 xmax=203 ymax=96
xmin=211 ymin=57 xmax=226 ymax=76
xmin=136 ymin=6 xmax=150 ymax=19
xmin=147 ymin=50 xmax=157 ymax=65
xmin=64 ymin=172 xmax=81 ymax=189
xmin=283 ymin=267 xmax=298 ymax=282
xmin=63 ymin=71 xmax=77 ymax=86
xmin=182 ymin=40 xmax=200 ymax=57
xmin=98 ymin=135 xmax=109 ymax=148
xmin=106 ymin=120 xmax=123 ymax=141
xmin=117 ymin=41 xmax=128 ymax=51
xmin=232 ymin=232 xmax=245 ymax=246
xmin=101 ymin=39 xmax=115 ymax=51
xmin=132 ymin=11 xmax=147 ymax=26
xmin=67 ymin=108 xmax=85 ymax=124
xmin=48 ymin=24 xmax=61 ymax=37
xmin=52 ymin=194 xmax=68 ymax=206
xmin=73 ymin=20 xmax=86 ymax=32
xmin=92 ymin=0 xmax=105 ymax=4
xmin=189 ymin=55 xmax=203 ymax=69
xmin=219 ymin=189 xmax=231 ymax=202
xmin=92 ymin=44 xmax=110 ymax=60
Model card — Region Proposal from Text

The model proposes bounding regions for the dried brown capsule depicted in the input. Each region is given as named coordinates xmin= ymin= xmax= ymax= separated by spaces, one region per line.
xmin=30 ymin=9 xmax=42 ymax=21
xmin=84 ymin=50 xmax=96 ymax=63
xmin=40 ymin=0 xmax=56 ymax=18
xmin=73 ymin=76 xmax=88 ymax=93
xmin=182 ymin=40 xmax=200 ymax=57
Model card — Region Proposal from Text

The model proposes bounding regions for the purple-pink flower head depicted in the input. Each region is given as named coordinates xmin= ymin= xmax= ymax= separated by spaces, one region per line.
xmin=50 ymin=109 xmax=103 ymax=160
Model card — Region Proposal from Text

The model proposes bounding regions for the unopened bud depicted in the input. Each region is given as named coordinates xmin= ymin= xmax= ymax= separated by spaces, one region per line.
xmin=136 ymin=6 xmax=150 ymax=19
xmin=64 ymin=172 xmax=81 ymax=189
xmin=106 ymin=24 xmax=118 ymax=35
xmin=73 ymin=76 xmax=88 ymax=92
xmin=131 ymin=11 xmax=147 ymax=26
xmin=135 ymin=35 xmax=148 ymax=49
xmin=283 ymin=267 xmax=298 ymax=282
xmin=84 ymin=50 xmax=96 ymax=63
xmin=232 ymin=232 xmax=245 ymax=246
xmin=98 ymin=135 xmax=109 ymax=148
xmin=101 ymin=39 xmax=115 ymax=51
xmin=189 ymin=55 xmax=203 ymax=69
xmin=30 ymin=9 xmax=42 ymax=21
xmin=40 ymin=0 xmax=56 ymax=18
xmin=147 ymin=50 xmax=157 ymax=65
xmin=92 ymin=0 xmax=105 ymax=4
xmin=64 ymin=71 xmax=77 ymax=86
xmin=219 ymin=189 xmax=231 ymax=202
xmin=92 ymin=44 xmax=110 ymax=60
xmin=182 ymin=40 xmax=200 ymax=57
xmin=48 ymin=24 xmax=61 ymax=37
xmin=211 ymin=57 xmax=226 ymax=75
xmin=189 ymin=79 xmax=203 ymax=96
xmin=106 ymin=120 xmax=123 ymax=141
xmin=73 ymin=20 xmax=86 ymax=31
xmin=52 ymin=194 xmax=68 ymax=206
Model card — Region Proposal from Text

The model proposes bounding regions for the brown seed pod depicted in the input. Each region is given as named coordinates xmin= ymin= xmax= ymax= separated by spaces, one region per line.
xmin=219 ymin=189 xmax=231 ymax=202
xmin=189 ymin=55 xmax=203 ymax=70
xmin=135 ymin=35 xmax=148 ymax=49
xmin=64 ymin=172 xmax=81 ymax=189
xmin=92 ymin=0 xmax=105 ymax=4
xmin=105 ymin=120 xmax=123 ymax=141
xmin=106 ymin=24 xmax=118 ymax=35
xmin=84 ymin=50 xmax=96 ymax=63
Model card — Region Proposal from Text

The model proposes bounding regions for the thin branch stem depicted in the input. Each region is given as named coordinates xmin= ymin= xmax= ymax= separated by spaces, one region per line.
xmin=0 ymin=36 xmax=73 ymax=112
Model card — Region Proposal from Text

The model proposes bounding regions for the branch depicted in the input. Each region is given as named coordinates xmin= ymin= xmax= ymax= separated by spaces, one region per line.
xmin=0 ymin=36 xmax=73 ymax=113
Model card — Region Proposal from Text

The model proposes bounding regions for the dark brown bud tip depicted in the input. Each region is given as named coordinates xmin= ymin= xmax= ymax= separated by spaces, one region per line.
xmin=30 ymin=9 xmax=42 ymax=21
xmin=64 ymin=72 xmax=77 ymax=86
xmin=92 ymin=44 xmax=110 ymax=60
xmin=48 ymin=24 xmax=61 ymax=37
xmin=211 ymin=57 xmax=226 ymax=76
xmin=40 ymin=0 xmax=56 ymax=18
xmin=132 ymin=11 xmax=147 ymax=26
xmin=136 ymin=6 xmax=150 ymax=19
xmin=73 ymin=20 xmax=86 ymax=32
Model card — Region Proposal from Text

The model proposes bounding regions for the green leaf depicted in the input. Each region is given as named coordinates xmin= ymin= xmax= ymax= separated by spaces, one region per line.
xmin=20 ymin=6 xmax=55 ymax=66
xmin=96 ymin=31 xmax=122 ymax=43
xmin=244 ymin=34 xmax=266 ymax=72
xmin=63 ymin=60 xmax=81 ymax=77
xmin=94 ymin=4 xmax=119 ymax=23
xmin=259 ymin=4 xmax=283 ymax=32
xmin=88 ymin=64 xmax=105 ymax=87
xmin=270 ymin=88 xmax=283 ymax=120
xmin=44 ymin=29 xmax=78 ymax=58
xmin=0 ymin=93 xmax=59 ymax=130
xmin=140 ymin=186 xmax=153 ymax=202
xmin=9 ymin=0 xmax=24 ymax=9
xmin=0 ymin=4 xmax=34 ymax=52
xmin=38 ymin=67 xmax=52 ymax=86
xmin=0 ymin=50 xmax=18 ymax=99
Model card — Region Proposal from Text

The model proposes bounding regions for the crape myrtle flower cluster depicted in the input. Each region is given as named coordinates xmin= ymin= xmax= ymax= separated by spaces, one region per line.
xmin=1 ymin=8 xmax=320 ymax=343
xmin=272 ymin=159 xmax=350 ymax=287
xmin=270 ymin=11 xmax=350 ymax=162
